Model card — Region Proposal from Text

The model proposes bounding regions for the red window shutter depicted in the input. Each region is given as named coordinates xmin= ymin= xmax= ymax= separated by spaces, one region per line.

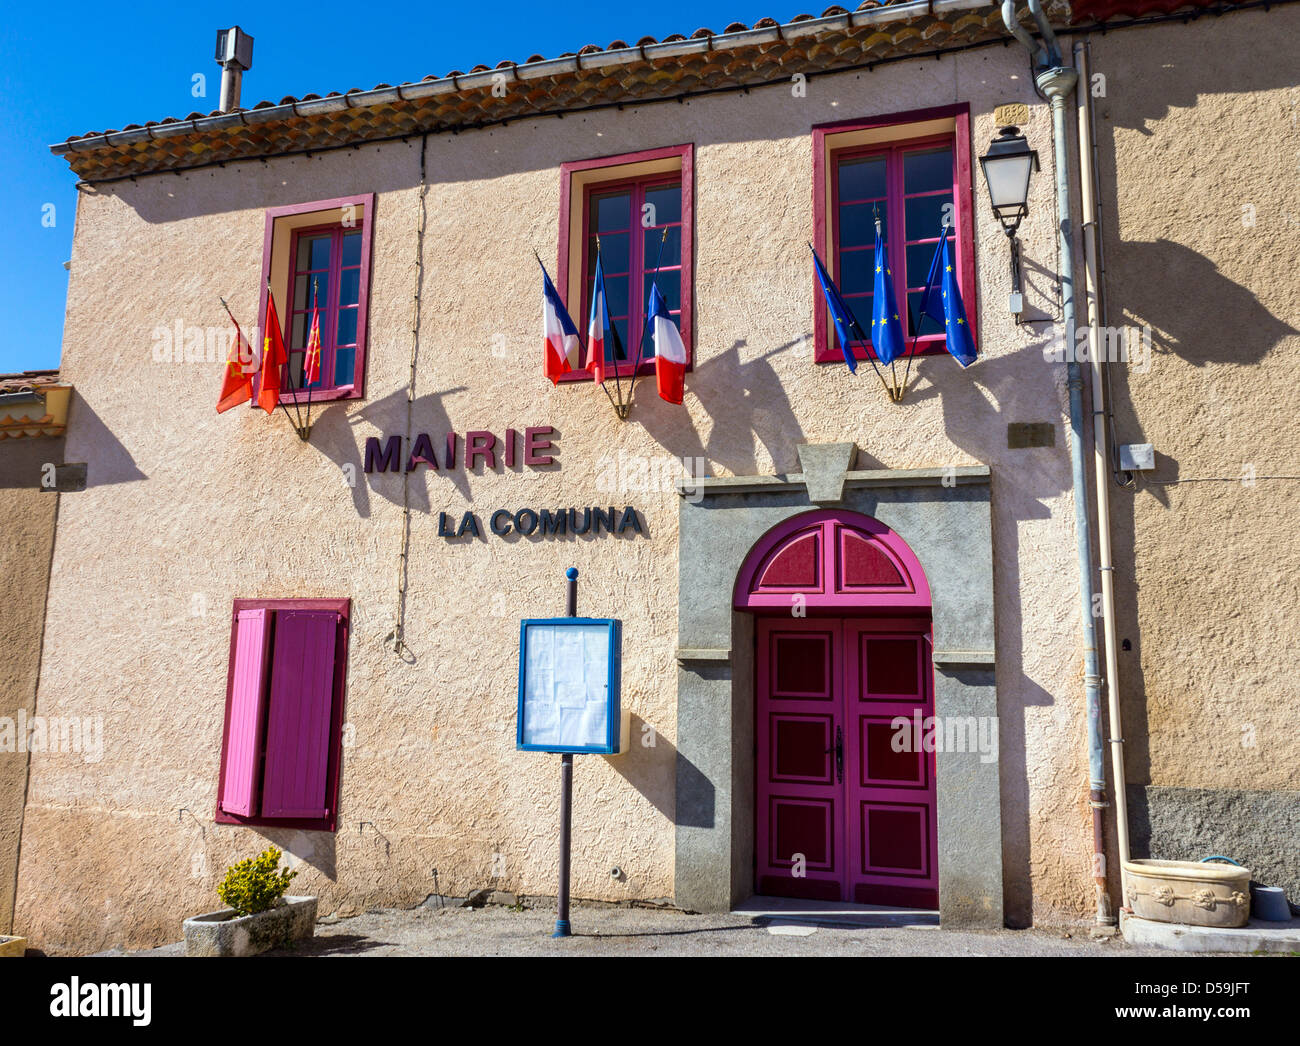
xmin=261 ymin=610 xmax=339 ymax=819
xmin=219 ymin=608 xmax=272 ymax=816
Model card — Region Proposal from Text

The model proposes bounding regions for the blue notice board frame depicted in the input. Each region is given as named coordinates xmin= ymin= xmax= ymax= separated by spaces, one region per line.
xmin=517 ymin=617 xmax=623 ymax=754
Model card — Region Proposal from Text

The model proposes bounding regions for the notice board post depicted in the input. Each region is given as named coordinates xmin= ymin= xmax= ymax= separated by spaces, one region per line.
xmin=517 ymin=568 xmax=624 ymax=939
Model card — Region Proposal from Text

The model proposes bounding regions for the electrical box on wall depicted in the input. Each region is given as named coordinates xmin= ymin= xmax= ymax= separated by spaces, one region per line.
xmin=1119 ymin=443 xmax=1156 ymax=471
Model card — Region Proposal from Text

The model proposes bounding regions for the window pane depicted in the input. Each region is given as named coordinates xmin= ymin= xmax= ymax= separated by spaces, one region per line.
xmin=603 ymin=274 xmax=629 ymax=321
xmin=294 ymin=273 xmax=328 ymax=311
xmin=905 ymin=193 xmax=954 ymax=241
xmin=903 ymin=147 xmax=953 ymax=195
xmin=642 ymin=184 xmax=682 ymax=228
xmin=333 ymin=347 xmax=356 ymax=386
xmin=905 ymin=236 xmax=953 ymax=289
xmin=839 ymin=250 xmax=874 ymax=295
xmin=838 ymin=156 xmax=887 ymax=202
xmin=608 ymin=316 xmax=629 ymax=357
xmin=339 ymin=268 xmax=360 ymax=307
xmin=291 ymin=312 xmax=308 ymax=349
xmin=842 ymin=293 xmax=872 ymax=319
xmin=286 ymin=352 xmax=305 ymax=388
xmin=592 ymin=231 xmax=629 ymax=275
xmin=591 ymin=191 xmax=631 ymax=232
xmin=839 ymin=201 xmax=885 ymax=249
xmin=644 ymin=224 xmax=682 ymax=269
xmin=296 ymin=234 xmax=331 ymax=272
xmin=340 ymin=231 xmax=362 ymax=267
xmin=645 ymin=270 xmax=681 ymax=314
xmin=907 ymin=290 xmax=946 ymax=337
xmin=336 ymin=308 xmax=359 ymax=346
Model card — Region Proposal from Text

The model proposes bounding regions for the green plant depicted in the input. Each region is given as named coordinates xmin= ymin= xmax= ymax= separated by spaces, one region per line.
xmin=217 ymin=847 xmax=298 ymax=917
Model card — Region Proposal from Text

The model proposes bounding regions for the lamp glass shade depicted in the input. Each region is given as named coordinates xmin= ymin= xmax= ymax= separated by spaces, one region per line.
xmin=980 ymin=152 xmax=1034 ymax=216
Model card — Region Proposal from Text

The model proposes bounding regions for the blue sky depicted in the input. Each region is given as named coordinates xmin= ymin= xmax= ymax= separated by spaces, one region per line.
xmin=1 ymin=1 xmax=787 ymax=375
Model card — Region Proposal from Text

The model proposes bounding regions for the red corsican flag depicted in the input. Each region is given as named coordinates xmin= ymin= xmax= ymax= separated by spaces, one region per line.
xmin=258 ymin=292 xmax=289 ymax=414
xmin=303 ymin=300 xmax=322 ymax=386
xmin=216 ymin=312 xmax=256 ymax=413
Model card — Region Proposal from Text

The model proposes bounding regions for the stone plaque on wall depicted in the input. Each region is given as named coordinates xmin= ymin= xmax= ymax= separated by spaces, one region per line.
xmin=994 ymin=103 xmax=1029 ymax=126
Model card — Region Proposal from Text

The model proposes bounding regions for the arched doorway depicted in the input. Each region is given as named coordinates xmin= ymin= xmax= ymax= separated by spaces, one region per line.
xmin=734 ymin=509 xmax=938 ymax=908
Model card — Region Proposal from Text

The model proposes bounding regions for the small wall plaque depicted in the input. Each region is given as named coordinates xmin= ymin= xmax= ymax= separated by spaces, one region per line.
xmin=994 ymin=103 xmax=1030 ymax=126
xmin=1007 ymin=423 xmax=1055 ymax=449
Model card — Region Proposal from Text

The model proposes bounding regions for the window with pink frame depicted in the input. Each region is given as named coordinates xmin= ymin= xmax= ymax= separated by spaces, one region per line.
xmin=286 ymin=224 xmax=363 ymax=391
xmin=813 ymin=108 xmax=976 ymax=365
xmin=257 ymin=194 xmax=374 ymax=404
xmin=556 ymin=145 xmax=694 ymax=382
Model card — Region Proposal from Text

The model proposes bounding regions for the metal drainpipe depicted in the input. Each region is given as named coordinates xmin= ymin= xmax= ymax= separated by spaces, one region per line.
xmin=1074 ymin=37 xmax=1131 ymax=887
xmin=1004 ymin=4 xmax=1114 ymax=925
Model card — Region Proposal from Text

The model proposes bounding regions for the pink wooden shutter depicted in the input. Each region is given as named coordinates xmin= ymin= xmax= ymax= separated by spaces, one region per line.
xmin=218 ymin=608 xmax=272 ymax=816
xmin=261 ymin=610 xmax=339 ymax=819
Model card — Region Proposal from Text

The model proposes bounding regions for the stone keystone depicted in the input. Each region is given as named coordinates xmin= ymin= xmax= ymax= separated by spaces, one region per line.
xmin=796 ymin=443 xmax=857 ymax=504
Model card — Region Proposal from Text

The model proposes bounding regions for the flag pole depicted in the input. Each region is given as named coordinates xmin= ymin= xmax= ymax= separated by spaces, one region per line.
xmin=217 ymin=295 xmax=256 ymax=409
xmin=807 ymin=243 xmax=893 ymax=399
xmin=302 ymin=277 xmax=318 ymax=440
xmin=227 ymin=293 xmax=300 ymax=432
xmin=626 ymin=226 xmax=669 ymax=409
xmin=874 ymin=212 xmax=901 ymax=402
xmin=896 ymin=218 xmax=950 ymax=402
xmin=595 ymin=235 xmax=628 ymax=419
xmin=537 ymin=248 xmax=620 ymax=415
xmin=268 ymin=278 xmax=307 ymax=435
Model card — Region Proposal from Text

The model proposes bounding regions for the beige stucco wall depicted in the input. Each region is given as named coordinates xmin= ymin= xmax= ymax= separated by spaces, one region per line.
xmin=0 ymin=439 xmax=62 ymax=936
xmin=20 ymin=44 xmax=1103 ymax=953
xmin=1089 ymin=11 xmax=1300 ymax=798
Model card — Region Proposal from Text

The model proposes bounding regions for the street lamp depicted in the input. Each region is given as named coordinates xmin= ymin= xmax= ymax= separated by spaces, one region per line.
xmin=979 ymin=126 xmax=1038 ymax=318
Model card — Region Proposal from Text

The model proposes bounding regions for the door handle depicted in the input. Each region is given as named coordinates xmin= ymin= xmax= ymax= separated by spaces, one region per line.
xmin=825 ymin=727 xmax=844 ymax=783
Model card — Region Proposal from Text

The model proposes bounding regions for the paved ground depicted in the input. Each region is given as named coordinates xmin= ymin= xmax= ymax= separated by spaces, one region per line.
xmin=106 ymin=901 xmax=1218 ymax=957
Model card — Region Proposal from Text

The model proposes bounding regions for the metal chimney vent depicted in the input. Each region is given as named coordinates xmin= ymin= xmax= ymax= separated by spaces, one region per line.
xmin=214 ymin=26 xmax=254 ymax=112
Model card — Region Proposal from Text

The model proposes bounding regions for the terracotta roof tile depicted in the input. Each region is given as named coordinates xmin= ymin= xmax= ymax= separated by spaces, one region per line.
xmin=54 ymin=2 xmax=1086 ymax=180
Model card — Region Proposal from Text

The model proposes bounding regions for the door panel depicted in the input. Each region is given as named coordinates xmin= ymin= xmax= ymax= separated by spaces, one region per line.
xmin=755 ymin=619 xmax=843 ymax=900
xmin=843 ymin=619 xmax=938 ymax=908
xmin=756 ymin=615 xmax=938 ymax=908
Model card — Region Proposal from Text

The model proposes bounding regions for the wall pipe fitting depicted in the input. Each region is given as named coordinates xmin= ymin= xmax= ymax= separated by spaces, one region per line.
xmin=1074 ymin=37 xmax=1131 ymax=886
xmin=1002 ymin=3 xmax=1114 ymax=925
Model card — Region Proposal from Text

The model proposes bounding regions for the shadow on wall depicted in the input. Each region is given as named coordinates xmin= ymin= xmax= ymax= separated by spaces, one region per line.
xmin=1095 ymin=13 xmax=1300 ymax=137
xmin=70 ymin=391 xmax=147 ymax=487
xmin=603 ymin=713 xmax=677 ymax=824
xmin=636 ymin=337 xmax=807 ymax=475
xmin=1088 ymin=25 xmax=1300 ymax=913
xmin=296 ymin=383 xmax=472 ymax=519
xmin=255 ymin=828 xmax=338 ymax=882
xmin=1116 ymin=239 xmax=1298 ymax=369
xmin=906 ymin=340 xmax=1080 ymax=926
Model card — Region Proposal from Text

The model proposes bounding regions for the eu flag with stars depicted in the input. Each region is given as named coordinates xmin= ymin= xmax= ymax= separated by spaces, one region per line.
xmin=917 ymin=227 xmax=977 ymax=367
xmin=871 ymin=226 xmax=907 ymax=366
xmin=811 ymin=245 xmax=861 ymax=373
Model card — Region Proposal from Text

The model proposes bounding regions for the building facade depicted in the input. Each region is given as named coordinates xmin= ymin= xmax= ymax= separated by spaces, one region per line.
xmin=9 ymin=1 xmax=1297 ymax=952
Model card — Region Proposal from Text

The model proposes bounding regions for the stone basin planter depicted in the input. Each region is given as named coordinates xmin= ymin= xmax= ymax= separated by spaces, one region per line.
xmin=183 ymin=896 xmax=317 ymax=957
xmin=0 ymin=935 xmax=26 ymax=957
xmin=1124 ymin=859 xmax=1250 ymax=928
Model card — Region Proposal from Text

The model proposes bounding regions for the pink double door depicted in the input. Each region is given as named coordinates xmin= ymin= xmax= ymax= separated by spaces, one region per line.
xmin=756 ymin=616 xmax=939 ymax=908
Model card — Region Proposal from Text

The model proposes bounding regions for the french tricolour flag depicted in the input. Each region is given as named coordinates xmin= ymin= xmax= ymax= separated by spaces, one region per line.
xmin=649 ymin=284 xmax=686 ymax=404
xmin=588 ymin=254 xmax=610 ymax=385
xmin=541 ymin=261 xmax=580 ymax=384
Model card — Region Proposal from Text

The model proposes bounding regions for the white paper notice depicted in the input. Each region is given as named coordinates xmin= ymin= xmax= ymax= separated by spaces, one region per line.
xmin=522 ymin=623 xmax=612 ymax=748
